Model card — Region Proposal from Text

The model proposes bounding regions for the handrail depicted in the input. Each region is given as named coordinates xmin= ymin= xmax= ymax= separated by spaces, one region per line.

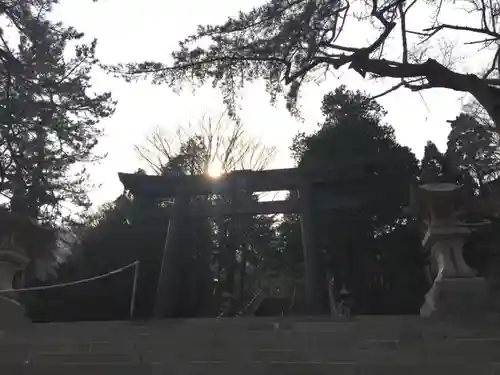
xmin=236 ymin=287 xmax=263 ymax=316
xmin=327 ymin=275 xmax=338 ymax=317
xmin=288 ymin=285 xmax=296 ymax=313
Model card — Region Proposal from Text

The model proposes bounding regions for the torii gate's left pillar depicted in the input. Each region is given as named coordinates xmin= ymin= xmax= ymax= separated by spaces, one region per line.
xmin=154 ymin=191 xmax=189 ymax=319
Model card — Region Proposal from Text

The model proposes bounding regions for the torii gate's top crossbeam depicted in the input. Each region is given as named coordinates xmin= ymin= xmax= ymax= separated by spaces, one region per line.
xmin=118 ymin=158 xmax=392 ymax=216
xmin=118 ymin=160 xmax=378 ymax=199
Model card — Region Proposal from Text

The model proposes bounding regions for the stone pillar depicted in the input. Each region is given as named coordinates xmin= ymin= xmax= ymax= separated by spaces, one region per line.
xmin=298 ymin=183 xmax=324 ymax=314
xmin=0 ymin=251 xmax=28 ymax=293
xmin=418 ymin=183 xmax=489 ymax=318
xmin=0 ymin=236 xmax=30 ymax=328
xmin=0 ymin=211 xmax=55 ymax=330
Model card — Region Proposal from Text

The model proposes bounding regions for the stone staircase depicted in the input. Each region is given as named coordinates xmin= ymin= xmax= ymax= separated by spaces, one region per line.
xmin=2 ymin=316 xmax=500 ymax=374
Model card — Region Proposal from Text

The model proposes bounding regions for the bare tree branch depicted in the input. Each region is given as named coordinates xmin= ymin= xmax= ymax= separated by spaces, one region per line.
xmin=423 ymin=23 xmax=500 ymax=42
xmin=135 ymin=112 xmax=276 ymax=175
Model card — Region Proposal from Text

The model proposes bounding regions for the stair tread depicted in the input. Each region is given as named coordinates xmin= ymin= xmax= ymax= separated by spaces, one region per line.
xmin=3 ymin=316 xmax=500 ymax=373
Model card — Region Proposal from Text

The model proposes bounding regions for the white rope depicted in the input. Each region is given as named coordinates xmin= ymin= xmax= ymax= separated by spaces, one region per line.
xmin=0 ymin=260 xmax=139 ymax=294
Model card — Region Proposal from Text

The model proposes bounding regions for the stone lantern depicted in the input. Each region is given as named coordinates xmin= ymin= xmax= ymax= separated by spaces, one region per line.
xmin=0 ymin=209 xmax=55 ymax=327
xmin=416 ymin=183 xmax=489 ymax=318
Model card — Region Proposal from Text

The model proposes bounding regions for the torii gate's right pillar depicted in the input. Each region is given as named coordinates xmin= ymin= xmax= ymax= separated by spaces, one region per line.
xmin=298 ymin=182 xmax=325 ymax=314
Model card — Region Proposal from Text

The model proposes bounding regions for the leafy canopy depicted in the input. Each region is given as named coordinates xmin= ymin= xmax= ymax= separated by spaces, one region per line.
xmin=292 ymin=85 xmax=418 ymax=232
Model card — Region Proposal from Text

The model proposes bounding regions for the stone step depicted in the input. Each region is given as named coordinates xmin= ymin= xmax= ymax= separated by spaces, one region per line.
xmin=5 ymin=331 xmax=500 ymax=349
xmin=14 ymin=326 xmax=500 ymax=345
xmin=26 ymin=318 xmax=500 ymax=340
xmin=0 ymin=363 xmax=152 ymax=375
xmin=4 ymin=317 xmax=500 ymax=373
xmin=27 ymin=353 xmax=141 ymax=365
xmin=2 ymin=341 xmax=500 ymax=366
xmin=2 ymin=361 xmax=500 ymax=375
xmin=3 ymin=333 xmax=500 ymax=350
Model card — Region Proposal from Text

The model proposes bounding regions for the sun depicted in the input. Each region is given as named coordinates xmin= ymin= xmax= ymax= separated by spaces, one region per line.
xmin=207 ymin=163 xmax=223 ymax=178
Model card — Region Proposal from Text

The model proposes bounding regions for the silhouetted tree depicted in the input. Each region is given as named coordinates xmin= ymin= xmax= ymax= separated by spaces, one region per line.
xmin=109 ymin=0 xmax=500 ymax=131
xmin=0 ymin=0 xmax=115 ymax=223
xmin=282 ymin=86 xmax=425 ymax=314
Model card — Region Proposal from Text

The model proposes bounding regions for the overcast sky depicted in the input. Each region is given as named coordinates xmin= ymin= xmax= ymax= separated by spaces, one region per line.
xmin=50 ymin=0 xmax=480 ymax=207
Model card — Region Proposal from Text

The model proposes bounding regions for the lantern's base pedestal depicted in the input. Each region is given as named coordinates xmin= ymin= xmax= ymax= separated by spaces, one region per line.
xmin=0 ymin=296 xmax=30 ymax=330
xmin=421 ymin=277 xmax=489 ymax=318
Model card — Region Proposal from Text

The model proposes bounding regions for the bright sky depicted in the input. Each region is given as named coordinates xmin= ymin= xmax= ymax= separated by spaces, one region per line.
xmin=51 ymin=0 xmax=472 ymax=208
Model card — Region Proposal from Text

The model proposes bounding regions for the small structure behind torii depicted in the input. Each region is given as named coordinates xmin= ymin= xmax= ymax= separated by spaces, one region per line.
xmin=118 ymin=161 xmax=378 ymax=317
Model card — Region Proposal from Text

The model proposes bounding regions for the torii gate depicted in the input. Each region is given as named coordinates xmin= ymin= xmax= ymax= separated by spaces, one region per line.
xmin=118 ymin=160 xmax=376 ymax=317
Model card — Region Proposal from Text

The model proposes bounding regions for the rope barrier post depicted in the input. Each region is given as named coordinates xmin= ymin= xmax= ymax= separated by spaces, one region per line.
xmin=129 ymin=261 xmax=140 ymax=321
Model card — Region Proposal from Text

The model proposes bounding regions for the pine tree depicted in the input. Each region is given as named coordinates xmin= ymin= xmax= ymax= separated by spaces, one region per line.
xmin=0 ymin=0 xmax=115 ymax=223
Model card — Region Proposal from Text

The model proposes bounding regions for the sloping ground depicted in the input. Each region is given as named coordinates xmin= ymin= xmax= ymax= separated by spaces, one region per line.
xmin=2 ymin=316 xmax=500 ymax=374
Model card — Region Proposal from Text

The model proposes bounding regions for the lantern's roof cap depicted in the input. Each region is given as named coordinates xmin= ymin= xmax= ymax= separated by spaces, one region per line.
xmin=408 ymin=183 xmax=466 ymax=217
xmin=0 ymin=208 xmax=54 ymax=234
xmin=0 ymin=209 xmax=56 ymax=260
xmin=419 ymin=183 xmax=463 ymax=193
xmin=417 ymin=183 xmax=465 ymax=204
